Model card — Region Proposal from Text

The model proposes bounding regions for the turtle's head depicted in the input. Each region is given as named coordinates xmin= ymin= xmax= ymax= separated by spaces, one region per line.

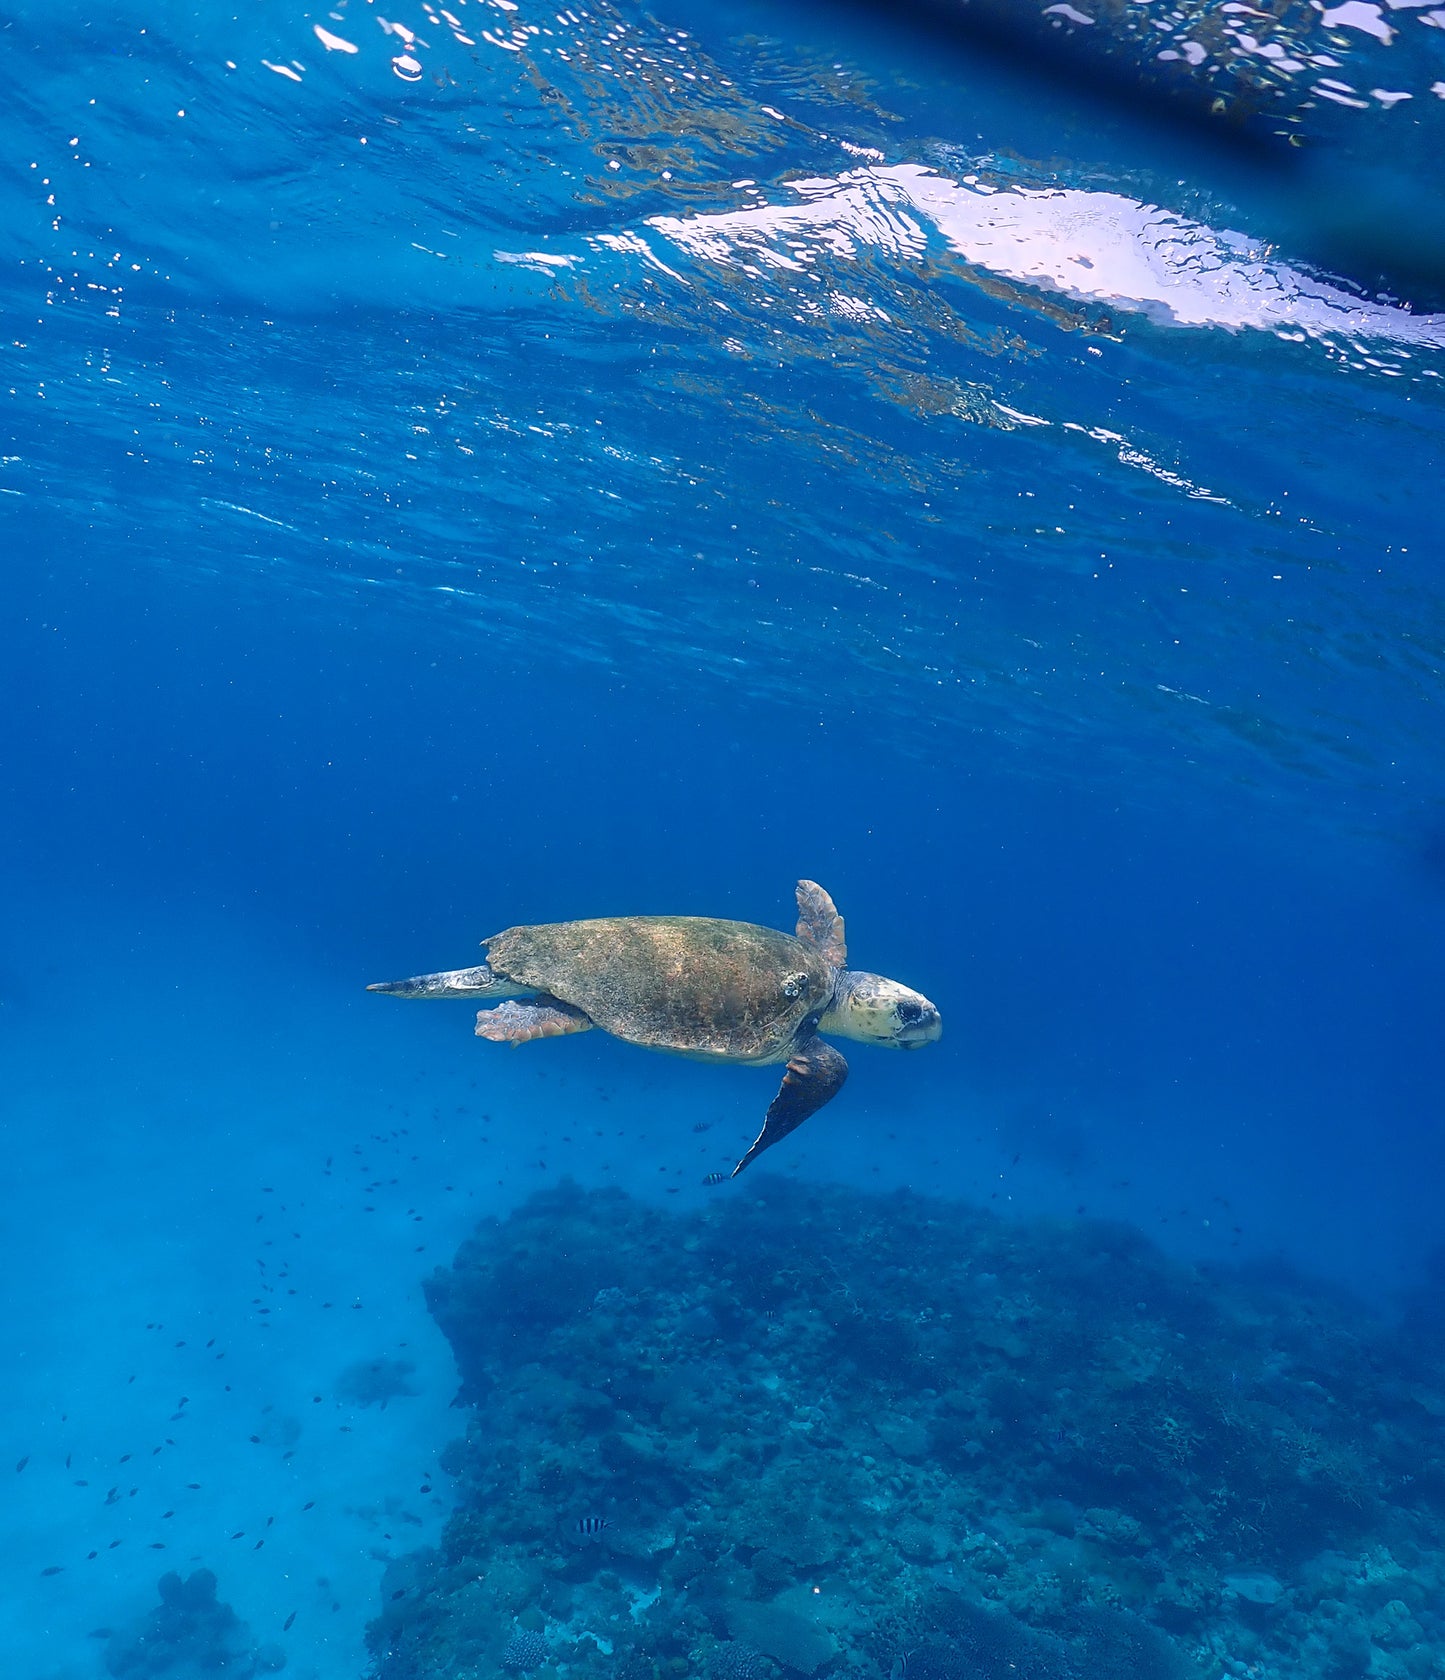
xmin=820 ymin=970 xmax=941 ymax=1050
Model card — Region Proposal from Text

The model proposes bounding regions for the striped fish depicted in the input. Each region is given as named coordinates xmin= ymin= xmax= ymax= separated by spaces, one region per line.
xmin=702 ymin=1172 xmax=728 ymax=1186
xmin=574 ymin=1515 xmax=610 ymax=1538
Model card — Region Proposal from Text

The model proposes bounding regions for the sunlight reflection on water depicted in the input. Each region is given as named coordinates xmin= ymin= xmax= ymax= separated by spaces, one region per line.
xmin=645 ymin=163 xmax=1445 ymax=353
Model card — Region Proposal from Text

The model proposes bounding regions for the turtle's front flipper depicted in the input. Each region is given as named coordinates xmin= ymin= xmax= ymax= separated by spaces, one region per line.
xmin=795 ymin=881 xmax=847 ymax=967
xmin=731 ymin=1037 xmax=848 ymax=1176
xmin=368 ymin=962 xmax=524 ymax=999
xmin=475 ymin=996 xmax=594 ymax=1044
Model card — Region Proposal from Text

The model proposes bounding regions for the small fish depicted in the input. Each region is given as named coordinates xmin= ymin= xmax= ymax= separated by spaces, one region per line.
xmin=14 ymin=1456 xmax=27 ymax=1473
xmin=574 ymin=1515 xmax=610 ymax=1538
xmin=283 ymin=1612 xmax=296 ymax=1632
xmin=702 ymin=1172 xmax=728 ymax=1186
xmin=42 ymin=1564 xmax=65 ymax=1575
xmin=691 ymin=1122 xmax=711 ymax=1134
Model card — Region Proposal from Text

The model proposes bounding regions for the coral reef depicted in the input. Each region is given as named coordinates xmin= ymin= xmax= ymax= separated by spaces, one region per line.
xmin=106 ymin=1568 xmax=285 ymax=1679
xmin=366 ymin=1179 xmax=1445 ymax=1680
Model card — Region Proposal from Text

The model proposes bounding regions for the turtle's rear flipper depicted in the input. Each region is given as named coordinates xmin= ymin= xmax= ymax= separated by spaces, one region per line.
xmin=475 ymin=996 xmax=594 ymax=1044
xmin=731 ymin=1037 xmax=849 ymax=1176
xmin=368 ymin=963 xmax=522 ymax=999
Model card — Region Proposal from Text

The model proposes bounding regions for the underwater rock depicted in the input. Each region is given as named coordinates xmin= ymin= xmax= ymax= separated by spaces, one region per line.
xmin=105 ymin=1569 xmax=285 ymax=1679
xmin=893 ymin=1517 xmax=950 ymax=1564
xmin=902 ymin=1600 xmax=1194 ymax=1680
xmin=1077 ymin=1506 xmax=1148 ymax=1552
xmin=724 ymin=1596 xmax=839 ymax=1676
xmin=606 ymin=1514 xmax=678 ymax=1561
xmin=1222 ymin=1570 xmax=1285 ymax=1607
xmin=1064 ymin=1606 xmax=1198 ymax=1680
xmin=736 ymin=1500 xmax=842 ymax=1571
xmin=1369 ymin=1599 xmax=1425 ymax=1652
xmin=890 ymin=1606 xmax=1072 ymax=1680
xmin=867 ymin=1413 xmax=929 ymax=1462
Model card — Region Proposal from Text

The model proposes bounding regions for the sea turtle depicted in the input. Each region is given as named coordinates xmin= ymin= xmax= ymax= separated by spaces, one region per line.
xmin=368 ymin=880 xmax=940 ymax=1176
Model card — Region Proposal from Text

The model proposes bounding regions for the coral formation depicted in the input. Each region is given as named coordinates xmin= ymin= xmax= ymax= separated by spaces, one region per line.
xmin=106 ymin=1569 xmax=285 ymax=1679
xmin=367 ymin=1179 xmax=1445 ymax=1680
xmin=502 ymin=1628 xmax=552 ymax=1671
xmin=710 ymin=1643 xmax=769 ymax=1680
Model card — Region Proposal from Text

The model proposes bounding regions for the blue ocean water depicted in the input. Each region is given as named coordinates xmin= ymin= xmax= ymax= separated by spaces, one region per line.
xmin=3 ymin=1 xmax=1444 ymax=1676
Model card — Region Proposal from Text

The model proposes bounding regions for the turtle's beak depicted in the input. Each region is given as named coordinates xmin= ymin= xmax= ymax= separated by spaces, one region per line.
xmin=896 ymin=998 xmax=942 ymax=1049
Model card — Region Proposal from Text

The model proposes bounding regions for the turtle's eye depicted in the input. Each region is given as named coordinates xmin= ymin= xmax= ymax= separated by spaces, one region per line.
xmin=897 ymin=1001 xmax=923 ymax=1025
